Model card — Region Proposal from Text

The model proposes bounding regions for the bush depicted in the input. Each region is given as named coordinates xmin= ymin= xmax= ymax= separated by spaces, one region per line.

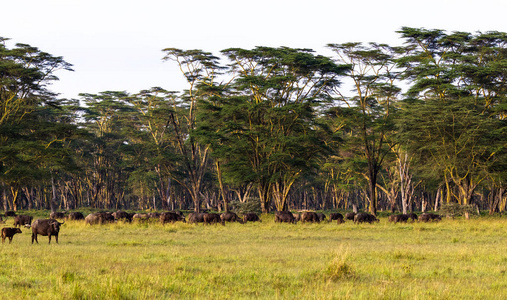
xmin=228 ymin=198 xmax=262 ymax=214
xmin=439 ymin=203 xmax=476 ymax=218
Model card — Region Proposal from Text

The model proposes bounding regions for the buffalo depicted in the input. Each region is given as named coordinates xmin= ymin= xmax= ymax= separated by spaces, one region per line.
xmin=220 ymin=212 xmax=244 ymax=224
xmin=243 ymin=213 xmax=262 ymax=223
xmin=50 ymin=212 xmax=66 ymax=219
xmin=85 ymin=212 xmax=114 ymax=225
xmin=13 ymin=215 xmax=33 ymax=228
xmin=66 ymin=212 xmax=85 ymax=221
xmin=407 ymin=213 xmax=418 ymax=222
xmin=275 ymin=211 xmax=296 ymax=224
xmin=316 ymin=213 xmax=327 ymax=222
xmin=0 ymin=216 xmax=4 ymax=224
xmin=5 ymin=211 xmax=16 ymax=217
xmin=388 ymin=214 xmax=408 ymax=223
xmin=1 ymin=227 xmax=22 ymax=244
xmin=31 ymin=219 xmax=64 ymax=244
xmin=132 ymin=213 xmax=150 ymax=222
xmin=101 ymin=212 xmax=115 ymax=223
xmin=301 ymin=211 xmax=320 ymax=223
xmin=293 ymin=213 xmax=301 ymax=223
xmin=160 ymin=212 xmax=186 ymax=224
xmin=148 ymin=212 xmax=161 ymax=219
xmin=187 ymin=212 xmax=205 ymax=224
xmin=419 ymin=213 xmax=441 ymax=222
xmin=203 ymin=213 xmax=224 ymax=225
xmin=354 ymin=212 xmax=379 ymax=224
xmin=303 ymin=211 xmax=320 ymax=223
xmin=328 ymin=213 xmax=344 ymax=223
xmin=112 ymin=210 xmax=133 ymax=222
xmin=345 ymin=212 xmax=356 ymax=221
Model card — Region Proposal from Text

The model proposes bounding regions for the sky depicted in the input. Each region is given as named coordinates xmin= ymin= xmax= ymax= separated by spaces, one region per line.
xmin=2 ymin=0 xmax=506 ymax=99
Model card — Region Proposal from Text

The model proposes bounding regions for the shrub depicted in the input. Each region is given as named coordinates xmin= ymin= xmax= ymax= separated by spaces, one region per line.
xmin=229 ymin=198 xmax=262 ymax=214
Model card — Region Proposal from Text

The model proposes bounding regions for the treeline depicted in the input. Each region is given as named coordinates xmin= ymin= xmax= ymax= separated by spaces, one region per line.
xmin=0 ymin=28 xmax=506 ymax=215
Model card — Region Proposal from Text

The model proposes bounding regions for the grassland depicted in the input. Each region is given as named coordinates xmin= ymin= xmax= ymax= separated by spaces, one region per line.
xmin=1 ymin=213 xmax=506 ymax=299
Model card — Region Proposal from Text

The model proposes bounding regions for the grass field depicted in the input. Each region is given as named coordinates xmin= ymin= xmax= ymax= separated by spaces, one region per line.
xmin=1 ymin=213 xmax=506 ymax=299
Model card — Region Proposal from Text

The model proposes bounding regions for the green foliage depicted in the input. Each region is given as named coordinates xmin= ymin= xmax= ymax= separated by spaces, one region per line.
xmin=1 ymin=29 xmax=505 ymax=213
xmin=228 ymin=198 xmax=262 ymax=214
xmin=439 ymin=203 xmax=477 ymax=217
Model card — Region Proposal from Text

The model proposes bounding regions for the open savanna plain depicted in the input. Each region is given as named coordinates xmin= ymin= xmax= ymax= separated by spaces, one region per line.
xmin=1 ymin=212 xmax=506 ymax=299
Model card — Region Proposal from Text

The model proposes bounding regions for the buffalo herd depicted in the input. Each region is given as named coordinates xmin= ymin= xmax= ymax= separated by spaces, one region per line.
xmin=0 ymin=209 xmax=445 ymax=245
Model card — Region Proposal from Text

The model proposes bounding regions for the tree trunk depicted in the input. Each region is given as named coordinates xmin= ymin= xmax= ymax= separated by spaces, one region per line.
xmin=2 ymin=186 xmax=7 ymax=211
xmin=215 ymin=161 xmax=229 ymax=212
xmin=434 ymin=186 xmax=442 ymax=211
xmin=367 ymin=160 xmax=380 ymax=216
xmin=50 ymin=175 xmax=57 ymax=213
xmin=258 ymin=182 xmax=271 ymax=213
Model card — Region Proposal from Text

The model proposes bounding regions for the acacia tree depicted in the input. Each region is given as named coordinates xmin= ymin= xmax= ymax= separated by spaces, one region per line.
xmin=0 ymin=38 xmax=74 ymax=211
xmin=396 ymin=27 xmax=506 ymax=211
xmin=161 ymin=49 xmax=222 ymax=212
xmin=125 ymin=88 xmax=180 ymax=209
xmin=207 ymin=47 xmax=348 ymax=213
xmin=79 ymin=91 xmax=133 ymax=208
xmin=327 ymin=42 xmax=401 ymax=216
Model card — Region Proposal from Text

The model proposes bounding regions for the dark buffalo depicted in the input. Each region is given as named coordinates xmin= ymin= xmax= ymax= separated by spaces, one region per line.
xmin=14 ymin=215 xmax=33 ymax=227
xmin=317 ymin=213 xmax=327 ymax=222
xmin=345 ymin=212 xmax=356 ymax=221
xmin=102 ymin=212 xmax=115 ymax=223
xmin=221 ymin=212 xmax=244 ymax=224
xmin=50 ymin=212 xmax=66 ymax=219
xmin=388 ymin=214 xmax=407 ymax=223
xmin=66 ymin=212 xmax=85 ymax=221
xmin=275 ymin=211 xmax=296 ymax=224
xmin=243 ymin=213 xmax=262 ymax=223
xmin=31 ymin=219 xmax=64 ymax=244
xmin=301 ymin=211 xmax=320 ymax=223
xmin=148 ymin=212 xmax=161 ymax=219
xmin=419 ymin=213 xmax=441 ymax=222
xmin=354 ymin=212 xmax=379 ymax=224
xmin=160 ymin=212 xmax=186 ymax=224
xmin=188 ymin=212 xmax=205 ymax=224
xmin=170 ymin=211 xmax=185 ymax=218
xmin=5 ymin=211 xmax=16 ymax=217
xmin=203 ymin=213 xmax=224 ymax=225
xmin=328 ymin=213 xmax=344 ymax=223
xmin=407 ymin=213 xmax=418 ymax=222
xmin=1 ymin=227 xmax=22 ymax=244
xmin=112 ymin=210 xmax=132 ymax=222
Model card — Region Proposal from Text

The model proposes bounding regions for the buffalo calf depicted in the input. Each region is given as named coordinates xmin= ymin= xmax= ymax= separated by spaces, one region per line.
xmin=1 ymin=227 xmax=22 ymax=244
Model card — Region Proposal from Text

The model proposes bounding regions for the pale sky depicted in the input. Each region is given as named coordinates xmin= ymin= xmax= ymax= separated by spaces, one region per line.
xmin=2 ymin=0 xmax=506 ymax=99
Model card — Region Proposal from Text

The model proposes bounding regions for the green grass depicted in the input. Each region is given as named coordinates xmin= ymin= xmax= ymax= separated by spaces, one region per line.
xmin=1 ymin=215 xmax=506 ymax=299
